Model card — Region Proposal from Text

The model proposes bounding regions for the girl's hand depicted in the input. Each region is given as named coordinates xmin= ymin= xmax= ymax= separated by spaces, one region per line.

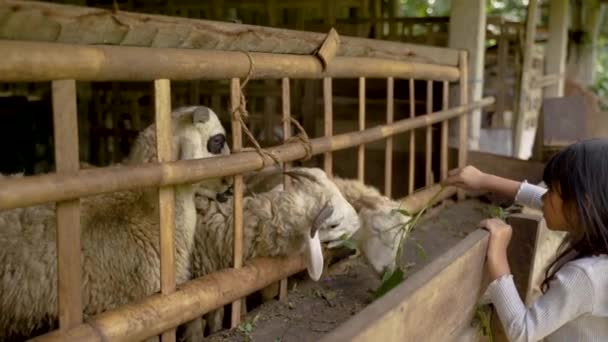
xmin=479 ymin=218 xmax=512 ymax=281
xmin=443 ymin=166 xmax=489 ymax=191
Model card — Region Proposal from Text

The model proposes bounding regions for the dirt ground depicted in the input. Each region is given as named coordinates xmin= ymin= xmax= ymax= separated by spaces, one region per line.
xmin=206 ymin=198 xmax=496 ymax=342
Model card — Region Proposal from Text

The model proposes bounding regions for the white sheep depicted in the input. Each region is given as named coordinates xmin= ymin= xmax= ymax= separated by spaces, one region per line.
xmin=331 ymin=177 xmax=408 ymax=275
xmin=245 ymin=168 xmax=409 ymax=275
xmin=0 ymin=106 xmax=231 ymax=341
xmin=182 ymin=167 xmax=360 ymax=338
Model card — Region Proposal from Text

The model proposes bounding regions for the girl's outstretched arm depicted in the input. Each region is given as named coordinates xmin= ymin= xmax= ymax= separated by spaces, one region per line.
xmin=443 ymin=165 xmax=522 ymax=199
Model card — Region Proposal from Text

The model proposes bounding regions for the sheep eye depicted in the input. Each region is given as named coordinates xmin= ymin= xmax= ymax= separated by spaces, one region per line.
xmin=207 ymin=134 xmax=226 ymax=154
xmin=329 ymin=224 xmax=339 ymax=229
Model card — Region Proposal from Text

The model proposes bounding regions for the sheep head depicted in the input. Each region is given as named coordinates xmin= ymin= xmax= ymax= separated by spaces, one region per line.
xmin=127 ymin=106 xmax=233 ymax=202
xmin=284 ymin=168 xmax=360 ymax=244
xmin=354 ymin=201 xmax=409 ymax=275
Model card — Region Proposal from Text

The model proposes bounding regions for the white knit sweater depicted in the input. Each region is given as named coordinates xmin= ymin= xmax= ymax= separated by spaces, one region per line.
xmin=485 ymin=181 xmax=608 ymax=342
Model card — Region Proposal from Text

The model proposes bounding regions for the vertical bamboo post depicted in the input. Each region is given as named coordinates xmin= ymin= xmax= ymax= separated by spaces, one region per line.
xmin=154 ymin=79 xmax=177 ymax=342
xmin=441 ymin=81 xmax=449 ymax=181
xmin=323 ymin=77 xmax=333 ymax=176
xmin=408 ymin=78 xmax=416 ymax=194
xmin=425 ymin=80 xmax=433 ymax=186
xmin=385 ymin=77 xmax=394 ymax=197
xmin=458 ymin=51 xmax=469 ymax=200
xmin=52 ymin=79 xmax=83 ymax=331
xmin=358 ymin=77 xmax=366 ymax=182
xmin=279 ymin=77 xmax=291 ymax=302
xmin=230 ymin=78 xmax=245 ymax=327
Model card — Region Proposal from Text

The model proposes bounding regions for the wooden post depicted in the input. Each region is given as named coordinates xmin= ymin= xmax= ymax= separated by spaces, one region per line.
xmin=425 ymin=80 xmax=433 ymax=186
xmin=448 ymin=0 xmax=486 ymax=150
xmin=385 ymin=77 xmax=394 ymax=197
xmin=323 ymin=77 xmax=333 ymax=176
xmin=408 ymin=78 xmax=416 ymax=194
xmin=441 ymin=81 xmax=449 ymax=181
xmin=533 ymin=0 xmax=569 ymax=160
xmin=493 ymin=19 xmax=508 ymax=128
xmin=264 ymin=80 xmax=277 ymax=144
xmin=512 ymin=0 xmax=539 ymax=159
xmin=230 ymin=78 xmax=245 ymax=328
xmin=458 ymin=52 xmax=469 ymax=200
xmin=358 ymin=77 xmax=366 ymax=182
xmin=279 ymin=77 xmax=291 ymax=302
xmin=154 ymin=79 xmax=176 ymax=342
xmin=52 ymin=79 xmax=83 ymax=331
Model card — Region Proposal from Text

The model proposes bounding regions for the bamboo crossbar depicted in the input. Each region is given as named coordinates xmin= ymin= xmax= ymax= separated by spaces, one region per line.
xmin=0 ymin=98 xmax=494 ymax=211
xmin=0 ymin=40 xmax=460 ymax=82
xmin=29 ymin=256 xmax=308 ymax=342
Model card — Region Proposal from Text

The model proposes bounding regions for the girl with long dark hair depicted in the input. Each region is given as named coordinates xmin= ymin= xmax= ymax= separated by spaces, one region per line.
xmin=444 ymin=139 xmax=608 ymax=341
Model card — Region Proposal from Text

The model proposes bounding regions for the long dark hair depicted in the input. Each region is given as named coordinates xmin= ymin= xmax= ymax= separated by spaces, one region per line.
xmin=541 ymin=139 xmax=608 ymax=291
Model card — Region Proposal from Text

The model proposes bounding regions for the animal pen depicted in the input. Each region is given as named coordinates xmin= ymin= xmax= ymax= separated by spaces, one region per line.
xmin=0 ymin=2 xmax=532 ymax=342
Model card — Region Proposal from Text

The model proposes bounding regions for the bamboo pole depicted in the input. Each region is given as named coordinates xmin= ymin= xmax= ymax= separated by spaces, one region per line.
xmin=280 ymin=77 xmax=291 ymax=302
xmin=385 ymin=77 xmax=394 ymax=197
xmin=0 ymin=0 xmax=460 ymax=66
xmin=0 ymin=99 xmax=494 ymax=210
xmin=154 ymin=79 xmax=176 ymax=342
xmin=0 ymin=41 xmax=461 ymax=82
xmin=458 ymin=52 xmax=469 ymax=200
xmin=426 ymin=80 xmax=433 ymax=187
xmin=441 ymin=81 xmax=449 ymax=181
xmin=230 ymin=78 xmax=245 ymax=328
xmin=52 ymin=79 xmax=83 ymax=331
xmin=408 ymin=78 xmax=416 ymax=194
xmin=30 ymin=256 xmax=308 ymax=342
xmin=323 ymin=77 xmax=333 ymax=176
xmin=358 ymin=77 xmax=366 ymax=182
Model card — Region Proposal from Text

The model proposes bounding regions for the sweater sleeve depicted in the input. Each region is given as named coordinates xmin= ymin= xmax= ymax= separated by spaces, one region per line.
xmin=486 ymin=265 xmax=595 ymax=342
xmin=514 ymin=181 xmax=546 ymax=210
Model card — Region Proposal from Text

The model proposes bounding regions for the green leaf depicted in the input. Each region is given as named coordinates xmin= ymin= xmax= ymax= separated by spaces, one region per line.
xmin=391 ymin=208 xmax=411 ymax=217
xmin=373 ymin=268 xmax=405 ymax=299
xmin=414 ymin=242 xmax=428 ymax=260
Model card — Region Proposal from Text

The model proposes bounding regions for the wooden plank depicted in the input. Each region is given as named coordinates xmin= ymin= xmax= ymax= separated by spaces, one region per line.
xmin=319 ymin=230 xmax=489 ymax=342
xmin=458 ymin=51 xmax=469 ymax=200
xmin=230 ymin=78 xmax=245 ymax=327
xmin=358 ymin=77 xmax=366 ymax=182
xmin=441 ymin=81 xmax=449 ymax=181
xmin=408 ymin=78 xmax=416 ymax=194
xmin=323 ymin=77 xmax=333 ymax=176
xmin=426 ymin=80 xmax=433 ymax=186
xmin=154 ymin=78 xmax=176 ymax=342
xmin=280 ymin=77 xmax=291 ymax=302
xmin=385 ymin=77 xmax=394 ymax=197
xmin=52 ymin=79 xmax=83 ymax=330
xmin=0 ymin=1 xmax=461 ymax=66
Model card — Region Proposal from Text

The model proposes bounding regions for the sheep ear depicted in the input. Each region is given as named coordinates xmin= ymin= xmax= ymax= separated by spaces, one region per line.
xmin=192 ymin=107 xmax=211 ymax=124
xmin=312 ymin=201 xmax=334 ymax=237
xmin=304 ymin=229 xmax=324 ymax=281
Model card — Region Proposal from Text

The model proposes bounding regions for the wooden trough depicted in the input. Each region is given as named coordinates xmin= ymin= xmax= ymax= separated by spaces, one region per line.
xmin=0 ymin=2 xmax=551 ymax=342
